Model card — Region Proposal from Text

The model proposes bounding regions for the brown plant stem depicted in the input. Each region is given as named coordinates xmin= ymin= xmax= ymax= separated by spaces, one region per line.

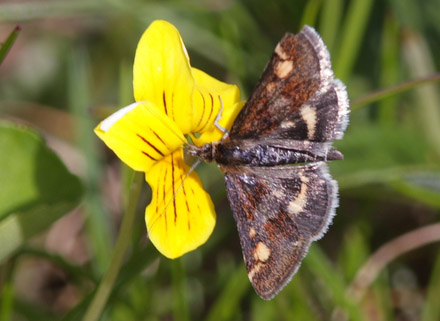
xmin=347 ymin=223 xmax=440 ymax=302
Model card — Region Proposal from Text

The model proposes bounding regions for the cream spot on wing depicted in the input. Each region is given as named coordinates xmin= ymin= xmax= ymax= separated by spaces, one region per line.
xmin=254 ymin=242 xmax=271 ymax=262
xmin=248 ymin=262 xmax=263 ymax=280
xmin=288 ymin=174 xmax=309 ymax=215
xmin=280 ymin=120 xmax=295 ymax=129
xmin=275 ymin=60 xmax=293 ymax=78
xmin=300 ymin=105 xmax=317 ymax=140
xmin=249 ymin=227 xmax=257 ymax=238
xmin=303 ymin=175 xmax=310 ymax=183
xmin=292 ymin=240 xmax=302 ymax=247
xmin=266 ymin=81 xmax=276 ymax=92
xmin=275 ymin=43 xmax=289 ymax=60
xmin=272 ymin=189 xmax=284 ymax=199
xmin=100 ymin=102 xmax=142 ymax=132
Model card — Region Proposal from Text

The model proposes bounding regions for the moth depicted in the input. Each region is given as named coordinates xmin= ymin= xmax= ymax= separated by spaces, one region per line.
xmin=189 ymin=25 xmax=349 ymax=299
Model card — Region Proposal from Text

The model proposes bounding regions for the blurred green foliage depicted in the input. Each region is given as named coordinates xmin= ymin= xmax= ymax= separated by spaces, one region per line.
xmin=0 ymin=121 xmax=83 ymax=263
xmin=1 ymin=0 xmax=440 ymax=320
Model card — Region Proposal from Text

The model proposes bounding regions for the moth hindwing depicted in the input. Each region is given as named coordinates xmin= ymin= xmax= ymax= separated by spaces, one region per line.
xmin=191 ymin=25 xmax=349 ymax=299
xmin=224 ymin=163 xmax=337 ymax=299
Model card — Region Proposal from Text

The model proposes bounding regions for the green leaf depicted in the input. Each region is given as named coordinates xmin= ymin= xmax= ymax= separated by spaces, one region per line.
xmin=0 ymin=120 xmax=83 ymax=263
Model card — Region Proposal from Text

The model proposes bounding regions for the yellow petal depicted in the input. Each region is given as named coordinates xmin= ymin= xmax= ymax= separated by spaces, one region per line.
xmin=191 ymin=100 xmax=245 ymax=146
xmin=95 ymin=101 xmax=186 ymax=172
xmin=190 ymin=68 xmax=244 ymax=145
xmin=133 ymin=20 xmax=195 ymax=134
xmin=145 ymin=149 xmax=216 ymax=259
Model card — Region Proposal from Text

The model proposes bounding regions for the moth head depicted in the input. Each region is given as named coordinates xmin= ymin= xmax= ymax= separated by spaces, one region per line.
xmin=186 ymin=143 xmax=217 ymax=163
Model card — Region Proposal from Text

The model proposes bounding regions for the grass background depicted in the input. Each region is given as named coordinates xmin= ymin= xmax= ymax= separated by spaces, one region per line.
xmin=1 ymin=0 xmax=440 ymax=320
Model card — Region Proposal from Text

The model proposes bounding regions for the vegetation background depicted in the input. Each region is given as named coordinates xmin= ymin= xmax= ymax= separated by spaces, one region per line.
xmin=1 ymin=0 xmax=440 ymax=320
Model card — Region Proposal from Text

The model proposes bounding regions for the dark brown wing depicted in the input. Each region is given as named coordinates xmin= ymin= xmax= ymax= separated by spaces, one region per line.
xmin=229 ymin=26 xmax=349 ymax=142
xmin=224 ymin=162 xmax=337 ymax=299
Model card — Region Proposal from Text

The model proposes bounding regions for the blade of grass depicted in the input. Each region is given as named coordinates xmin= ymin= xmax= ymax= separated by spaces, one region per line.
xmin=13 ymin=299 xmax=58 ymax=321
xmin=372 ymin=272 xmax=394 ymax=321
xmin=278 ymin=274 xmax=319 ymax=320
xmin=0 ymin=1 xmax=104 ymax=22
xmin=319 ymin=0 xmax=343 ymax=52
xmin=171 ymin=259 xmax=189 ymax=321
xmin=63 ymin=243 xmax=158 ymax=321
xmin=333 ymin=0 xmax=374 ymax=81
xmin=12 ymin=247 xmax=97 ymax=284
xmin=68 ymin=49 xmax=113 ymax=274
xmin=338 ymin=228 xmax=370 ymax=282
xmin=219 ymin=14 xmax=247 ymax=86
xmin=351 ymin=73 xmax=440 ymax=110
xmin=378 ymin=15 xmax=400 ymax=126
xmin=402 ymin=30 xmax=440 ymax=158
xmin=304 ymin=246 xmax=365 ymax=321
xmin=300 ymin=0 xmax=322 ymax=27
xmin=337 ymin=164 xmax=440 ymax=190
xmin=421 ymin=250 xmax=440 ymax=321
xmin=390 ymin=178 xmax=440 ymax=209
xmin=82 ymin=171 xmax=144 ymax=321
xmin=0 ymin=282 xmax=13 ymax=321
xmin=0 ymin=25 xmax=20 ymax=66
xmin=118 ymin=60 xmax=137 ymax=209
xmin=251 ymin=296 xmax=276 ymax=321
xmin=205 ymin=264 xmax=250 ymax=321
xmin=118 ymin=59 xmax=133 ymax=109
xmin=113 ymin=245 xmax=159 ymax=295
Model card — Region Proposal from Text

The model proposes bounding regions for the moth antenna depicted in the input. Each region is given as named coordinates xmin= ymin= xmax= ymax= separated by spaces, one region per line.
xmin=214 ymin=97 xmax=229 ymax=135
xmin=147 ymin=157 xmax=203 ymax=234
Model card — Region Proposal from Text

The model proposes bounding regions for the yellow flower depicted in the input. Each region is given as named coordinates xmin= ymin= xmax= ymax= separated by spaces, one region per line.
xmin=94 ymin=20 xmax=244 ymax=259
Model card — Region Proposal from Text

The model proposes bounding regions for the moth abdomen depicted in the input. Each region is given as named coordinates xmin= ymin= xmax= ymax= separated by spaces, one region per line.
xmin=213 ymin=142 xmax=327 ymax=166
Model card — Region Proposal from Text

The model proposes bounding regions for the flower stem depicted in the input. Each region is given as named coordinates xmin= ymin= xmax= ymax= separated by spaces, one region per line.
xmin=82 ymin=171 xmax=144 ymax=321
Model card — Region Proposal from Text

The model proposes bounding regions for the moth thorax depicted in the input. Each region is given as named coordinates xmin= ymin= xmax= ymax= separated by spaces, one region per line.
xmin=187 ymin=142 xmax=218 ymax=163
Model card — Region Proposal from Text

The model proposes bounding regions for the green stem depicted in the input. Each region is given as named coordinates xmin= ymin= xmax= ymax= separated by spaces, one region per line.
xmin=171 ymin=258 xmax=189 ymax=321
xmin=82 ymin=171 xmax=144 ymax=321
xmin=351 ymin=72 xmax=440 ymax=110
